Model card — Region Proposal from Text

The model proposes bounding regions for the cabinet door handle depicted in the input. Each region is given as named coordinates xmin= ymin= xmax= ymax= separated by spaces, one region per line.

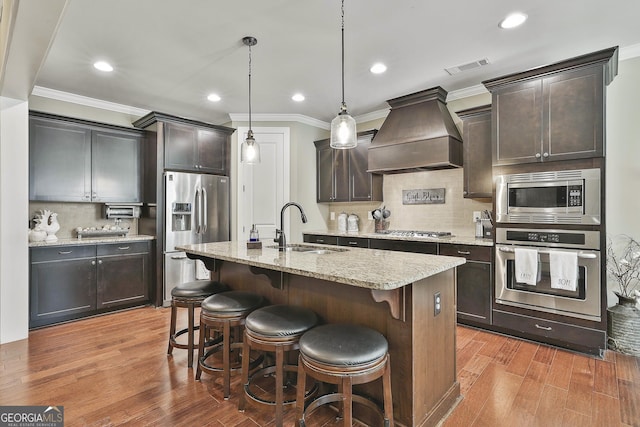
xmin=58 ymin=250 xmax=73 ymax=255
xmin=348 ymin=241 xmax=358 ymax=246
xmin=98 ymin=260 xmax=103 ymax=265
xmin=171 ymin=255 xmax=188 ymax=260
xmin=535 ymin=324 xmax=552 ymax=331
xmin=535 ymin=153 xmax=541 ymax=159
xmin=316 ymin=239 xmax=325 ymax=243
xmin=543 ymin=152 xmax=549 ymax=158
xmin=91 ymin=260 xmax=96 ymax=265
xmin=118 ymin=246 xmax=130 ymax=250
xmin=457 ymin=250 xmax=471 ymax=255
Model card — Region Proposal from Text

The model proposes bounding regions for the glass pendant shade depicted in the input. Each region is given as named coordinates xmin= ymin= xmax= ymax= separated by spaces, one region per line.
xmin=241 ymin=130 xmax=260 ymax=164
xmin=330 ymin=107 xmax=357 ymax=149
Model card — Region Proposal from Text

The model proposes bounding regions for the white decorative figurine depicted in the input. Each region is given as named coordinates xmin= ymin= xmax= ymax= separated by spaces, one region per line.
xmin=31 ymin=209 xmax=60 ymax=243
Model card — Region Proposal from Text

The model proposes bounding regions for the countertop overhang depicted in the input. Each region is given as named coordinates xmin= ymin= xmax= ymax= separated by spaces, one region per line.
xmin=177 ymin=241 xmax=465 ymax=291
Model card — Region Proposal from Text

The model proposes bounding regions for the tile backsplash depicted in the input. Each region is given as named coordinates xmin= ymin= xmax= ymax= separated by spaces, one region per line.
xmin=328 ymin=168 xmax=492 ymax=237
xmin=29 ymin=202 xmax=138 ymax=238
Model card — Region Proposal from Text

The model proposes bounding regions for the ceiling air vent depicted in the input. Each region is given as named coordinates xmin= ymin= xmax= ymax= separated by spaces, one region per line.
xmin=445 ymin=58 xmax=490 ymax=75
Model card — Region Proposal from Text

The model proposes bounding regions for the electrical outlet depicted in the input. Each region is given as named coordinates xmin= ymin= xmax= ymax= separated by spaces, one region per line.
xmin=367 ymin=210 xmax=373 ymax=220
xmin=434 ymin=291 xmax=441 ymax=316
xmin=472 ymin=211 xmax=482 ymax=222
xmin=330 ymin=211 xmax=335 ymax=220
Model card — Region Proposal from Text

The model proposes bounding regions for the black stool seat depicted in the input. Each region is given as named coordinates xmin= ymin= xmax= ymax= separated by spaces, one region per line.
xmin=245 ymin=304 xmax=318 ymax=337
xmin=202 ymin=291 xmax=265 ymax=314
xmin=171 ymin=280 xmax=228 ymax=299
xmin=299 ymin=323 xmax=388 ymax=366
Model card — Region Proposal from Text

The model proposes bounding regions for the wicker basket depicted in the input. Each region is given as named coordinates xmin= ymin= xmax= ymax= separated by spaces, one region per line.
xmin=607 ymin=297 xmax=640 ymax=356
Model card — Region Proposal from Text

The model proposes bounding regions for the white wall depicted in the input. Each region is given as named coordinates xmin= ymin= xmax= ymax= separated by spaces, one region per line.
xmin=0 ymin=98 xmax=30 ymax=343
xmin=605 ymin=56 xmax=640 ymax=305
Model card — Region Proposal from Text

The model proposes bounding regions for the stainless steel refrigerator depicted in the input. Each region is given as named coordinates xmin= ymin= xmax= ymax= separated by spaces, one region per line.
xmin=163 ymin=171 xmax=230 ymax=305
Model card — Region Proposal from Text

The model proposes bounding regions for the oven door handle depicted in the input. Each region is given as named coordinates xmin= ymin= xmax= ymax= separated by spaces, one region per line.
xmin=497 ymin=246 xmax=597 ymax=259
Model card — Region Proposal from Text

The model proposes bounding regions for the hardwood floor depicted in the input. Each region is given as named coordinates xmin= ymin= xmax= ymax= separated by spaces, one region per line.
xmin=0 ymin=306 xmax=638 ymax=427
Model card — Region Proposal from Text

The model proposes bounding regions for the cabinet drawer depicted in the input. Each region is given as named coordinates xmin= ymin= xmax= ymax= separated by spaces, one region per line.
xmin=31 ymin=245 xmax=96 ymax=263
xmin=97 ymin=241 xmax=150 ymax=256
xmin=303 ymin=234 xmax=338 ymax=245
xmin=337 ymin=236 xmax=370 ymax=248
xmin=369 ymin=239 xmax=437 ymax=254
xmin=493 ymin=309 xmax=605 ymax=355
xmin=439 ymin=244 xmax=491 ymax=262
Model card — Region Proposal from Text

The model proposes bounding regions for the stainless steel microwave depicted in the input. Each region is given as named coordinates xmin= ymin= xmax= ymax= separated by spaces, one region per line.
xmin=495 ymin=168 xmax=600 ymax=225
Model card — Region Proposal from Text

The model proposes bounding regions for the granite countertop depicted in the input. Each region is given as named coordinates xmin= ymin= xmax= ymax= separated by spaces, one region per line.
xmin=29 ymin=234 xmax=155 ymax=248
xmin=304 ymin=229 xmax=494 ymax=247
xmin=177 ymin=241 xmax=465 ymax=291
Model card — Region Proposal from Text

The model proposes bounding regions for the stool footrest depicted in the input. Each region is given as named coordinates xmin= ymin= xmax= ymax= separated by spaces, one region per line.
xmin=244 ymin=365 xmax=317 ymax=406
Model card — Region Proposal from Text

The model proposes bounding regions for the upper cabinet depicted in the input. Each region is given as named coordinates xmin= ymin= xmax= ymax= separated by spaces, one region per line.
xmin=456 ymin=105 xmax=492 ymax=198
xmin=483 ymin=47 xmax=618 ymax=166
xmin=29 ymin=112 xmax=143 ymax=203
xmin=315 ymin=130 xmax=382 ymax=203
xmin=164 ymin=122 xmax=229 ymax=175
xmin=133 ymin=112 xmax=235 ymax=177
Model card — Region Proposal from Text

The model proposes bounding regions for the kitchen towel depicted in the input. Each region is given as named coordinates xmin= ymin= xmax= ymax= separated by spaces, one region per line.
xmin=515 ymin=248 xmax=540 ymax=286
xmin=550 ymin=250 xmax=578 ymax=291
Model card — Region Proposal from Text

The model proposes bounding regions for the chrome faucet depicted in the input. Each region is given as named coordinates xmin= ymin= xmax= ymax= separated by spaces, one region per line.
xmin=275 ymin=202 xmax=308 ymax=251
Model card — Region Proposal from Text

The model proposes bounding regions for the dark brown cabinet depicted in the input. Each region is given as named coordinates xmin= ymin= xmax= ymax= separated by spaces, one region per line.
xmin=456 ymin=105 xmax=492 ymax=198
xmin=30 ymin=240 xmax=151 ymax=328
xmin=30 ymin=245 xmax=97 ymax=328
xmin=164 ymin=122 xmax=229 ymax=175
xmin=29 ymin=112 xmax=143 ymax=203
xmin=303 ymin=234 xmax=338 ymax=245
xmin=483 ymin=47 xmax=617 ymax=166
xmin=369 ymin=238 xmax=437 ymax=254
xmin=315 ymin=130 xmax=382 ymax=203
xmin=97 ymin=242 xmax=150 ymax=309
xmin=337 ymin=236 xmax=370 ymax=248
xmin=439 ymin=244 xmax=492 ymax=326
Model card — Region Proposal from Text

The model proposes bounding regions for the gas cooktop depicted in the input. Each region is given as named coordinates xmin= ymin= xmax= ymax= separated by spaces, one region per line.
xmin=378 ymin=230 xmax=453 ymax=238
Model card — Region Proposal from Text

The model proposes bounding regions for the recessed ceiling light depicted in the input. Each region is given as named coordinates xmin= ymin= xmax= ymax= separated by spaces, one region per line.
xmin=207 ymin=93 xmax=221 ymax=102
xmin=93 ymin=61 xmax=113 ymax=72
xmin=370 ymin=63 xmax=387 ymax=74
xmin=292 ymin=93 xmax=305 ymax=102
xmin=499 ymin=12 xmax=528 ymax=29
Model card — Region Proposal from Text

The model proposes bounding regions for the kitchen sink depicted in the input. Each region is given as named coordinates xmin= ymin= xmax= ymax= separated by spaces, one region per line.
xmin=266 ymin=244 xmax=348 ymax=254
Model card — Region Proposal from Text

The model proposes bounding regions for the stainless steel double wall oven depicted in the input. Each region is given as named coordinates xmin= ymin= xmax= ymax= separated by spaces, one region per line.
xmin=494 ymin=168 xmax=603 ymax=323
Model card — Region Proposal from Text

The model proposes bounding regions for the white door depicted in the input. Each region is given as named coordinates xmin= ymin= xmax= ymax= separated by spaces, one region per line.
xmin=237 ymin=127 xmax=290 ymax=242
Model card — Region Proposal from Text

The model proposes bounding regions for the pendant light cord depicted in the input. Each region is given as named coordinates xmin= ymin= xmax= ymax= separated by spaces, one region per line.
xmin=248 ymin=42 xmax=252 ymax=131
xmin=341 ymin=0 xmax=345 ymax=109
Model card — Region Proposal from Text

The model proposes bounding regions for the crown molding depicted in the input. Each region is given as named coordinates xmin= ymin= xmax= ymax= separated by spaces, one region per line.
xmin=620 ymin=43 xmax=640 ymax=61
xmin=31 ymin=86 xmax=150 ymax=117
xmin=355 ymin=108 xmax=389 ymax=123
xmin=228 ymin=113 xmax=330 ymax=130
xmin=446 ymin=84 xmax=489 ymax=102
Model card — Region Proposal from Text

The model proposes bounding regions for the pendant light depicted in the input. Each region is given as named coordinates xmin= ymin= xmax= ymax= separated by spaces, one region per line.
xmin=241 ymin=36 xmax=260 ymax=164
xmin=330 ymin=0 xmax=357 ymax=149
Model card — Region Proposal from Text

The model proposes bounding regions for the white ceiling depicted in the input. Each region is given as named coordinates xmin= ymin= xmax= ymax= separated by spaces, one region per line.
xmin=33 ymin=0 xmax=640 ymax=126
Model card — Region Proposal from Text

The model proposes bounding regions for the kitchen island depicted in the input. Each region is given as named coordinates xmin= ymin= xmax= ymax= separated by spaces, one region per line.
xmin=178 ymin=241 xmax=465 ymax=427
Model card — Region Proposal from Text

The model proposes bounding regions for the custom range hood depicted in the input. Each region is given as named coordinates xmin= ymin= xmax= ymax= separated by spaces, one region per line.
xmin=368 ymin=86 xmax=463 ymax=173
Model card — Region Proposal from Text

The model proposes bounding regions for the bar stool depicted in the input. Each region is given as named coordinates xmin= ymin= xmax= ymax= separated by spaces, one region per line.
xmin=195 ymin=290 xmax=265 ymax=399
xmin=295 ymin=323 xmax=394 ymax=427
xmin=238 ymin=304 xmax=319 ymax=427
xmin=167 ymin=280 xmax=229 ymax=368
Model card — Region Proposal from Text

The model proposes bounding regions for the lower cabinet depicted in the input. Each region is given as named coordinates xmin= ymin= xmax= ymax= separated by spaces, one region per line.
xmin=439 ymin=244 xmax=493 ymax=326
xmin=97 ymin=242 xmax=150 ymax=309
xmin=303 ymin=234 xmax=338 ymax=245
xmin=30 ymin=241 xmax=151 ymax=328
xmin=337 ymin=236 xmax=370 ymax=248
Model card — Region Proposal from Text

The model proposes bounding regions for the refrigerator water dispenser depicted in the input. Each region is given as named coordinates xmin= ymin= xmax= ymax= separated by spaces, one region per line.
xmin=172 ymin=202 xmax=192 ymax=231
